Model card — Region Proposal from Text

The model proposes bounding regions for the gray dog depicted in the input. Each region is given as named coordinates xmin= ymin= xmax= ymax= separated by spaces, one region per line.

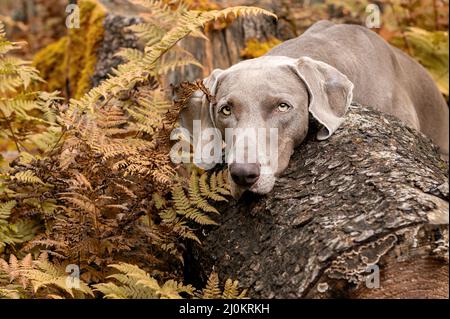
xmin=180 ymin=21 xmax=449 ymax=198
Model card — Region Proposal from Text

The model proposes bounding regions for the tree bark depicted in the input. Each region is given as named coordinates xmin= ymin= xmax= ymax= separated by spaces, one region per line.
xmin=92 ymin=1 xmax=142 ymax=87
xmin=186 ymin=104 xmax=449 ymax=299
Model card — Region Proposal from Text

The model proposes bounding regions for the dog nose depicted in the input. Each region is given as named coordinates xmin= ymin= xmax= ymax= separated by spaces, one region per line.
xmin=229 ymin=163 xmax=260 ymax=186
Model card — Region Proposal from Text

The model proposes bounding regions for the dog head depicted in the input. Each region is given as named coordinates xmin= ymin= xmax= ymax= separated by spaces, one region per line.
xmin=179 ymin=56 xmax=353 ymax=198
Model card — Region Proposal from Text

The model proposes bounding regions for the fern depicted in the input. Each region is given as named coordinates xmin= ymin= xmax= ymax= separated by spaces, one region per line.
xmin=1 ymin=257 xmax=247 ymax=299
xmin=0 ymin=200 xmax=16 ymax=223
xmin=94 ymin=263 xmax=246 ymax=299
xmin=0 ymin=254 xmax=33 ymax=298
xmin=198 ymin=271 xmax=247 ymax=299
xmin=222 ymin=279 xmax=247 ymax=299
xmin=0 ymin=254 xmax=32 ymax=288
xmin=169 ymin=169 xmax=232 ymax=225
xmin=189 ymin=172 xmax=220 ymax=214
xmin=0 ymin=21 xmax=60 ymax=164
xmin=200 ymin=271 xmax=221 ymax=299
xmin=94 ymin=262 xmax=195 ymax=299
xmin=0 ymin=199 xmax=40 ymax=248
xmin=210 ymin=170 xmax=231 ymax=196
xmin=11 ymin=171 xmax=44 ymax=185
xmin=0 ymin=200 xmax=16 ymax=247
xmin=22 ymin=257 xmax=94 ymax=298
xmin=0 ymin=253 xmax=93 ymax=299
xmin=199 ymin=170 xmax=230 ymax=201
xmin=0 ymin=1 xmax=275 ymax=298
xmin=68 ymin=3 xmax=275 ymax=111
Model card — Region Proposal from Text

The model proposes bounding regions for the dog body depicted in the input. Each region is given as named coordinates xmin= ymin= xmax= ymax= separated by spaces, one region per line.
xmin=180 ymin=21 xmax=449 ymax=198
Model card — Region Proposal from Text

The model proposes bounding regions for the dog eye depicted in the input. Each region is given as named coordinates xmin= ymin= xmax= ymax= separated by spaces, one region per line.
xmin=277 ymin=103 xmax=291 ymax=112
xmin=220 ymin=105 xmax=232 ymax=116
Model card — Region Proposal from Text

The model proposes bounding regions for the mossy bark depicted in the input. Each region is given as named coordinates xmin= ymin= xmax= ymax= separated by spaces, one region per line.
xmin=32 ymin=0 xmax=106 ymax=99
xmin=32 ymin=36 xmax=69 ymax=94
xmin=68 ymin=0 xmax=106 ymax=98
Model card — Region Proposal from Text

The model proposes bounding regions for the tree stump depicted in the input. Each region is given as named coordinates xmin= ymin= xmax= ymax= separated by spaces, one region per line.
xmin=187 ymin=104 xmax=449 ymax=299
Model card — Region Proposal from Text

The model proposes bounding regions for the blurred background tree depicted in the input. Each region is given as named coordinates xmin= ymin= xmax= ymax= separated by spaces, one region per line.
xmin=1 ymin=0 xmax=448 ymax=97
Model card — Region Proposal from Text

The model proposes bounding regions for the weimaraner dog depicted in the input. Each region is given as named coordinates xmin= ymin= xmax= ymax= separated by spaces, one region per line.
xmin=180 ymin=20 xmax=449 ymax=198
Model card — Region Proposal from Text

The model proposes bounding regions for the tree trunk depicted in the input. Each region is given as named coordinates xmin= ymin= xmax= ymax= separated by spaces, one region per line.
xmin=167 ymin=0 xmax=291 ymax=84
xmin=186 ymin=104 xmax=449 ymax=299
xmin=94 ymin=0 xmax=291 ymax=86
xmin=92 ymin=1 xmax=142 ymax=87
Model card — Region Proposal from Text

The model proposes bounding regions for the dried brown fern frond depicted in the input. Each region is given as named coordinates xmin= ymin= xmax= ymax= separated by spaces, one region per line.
xmin=0 ymin=253 xmax=33 ymax=299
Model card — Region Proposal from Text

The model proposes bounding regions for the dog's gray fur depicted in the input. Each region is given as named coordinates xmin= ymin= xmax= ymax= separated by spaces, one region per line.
xmin=180 ymin=21 xmax=449 ymax=198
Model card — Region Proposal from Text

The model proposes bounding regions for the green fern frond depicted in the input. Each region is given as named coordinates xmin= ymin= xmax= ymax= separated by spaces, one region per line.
xmin=0 ymin=40 xmax=42 ymax=93
xmin=157 ymin=45 xmax=202 ymax=74
xmin=199 ymin=171 xmax=227 ymax=201
xmin=199 ymin=271 xmax=247 ymax=299
xmin=222 ymin=278 xmax=247 ymax=299
xmin=152 ymin=192 xmax=166 ymax=209
xmin=184 ymin=207 xmax=218 ymax=225
xmin=0 ymin=287 xmax=21 ymax=299
xmin=157 ymin=55 xmax=202 ymax=75
xmin=188 ymin=172 xmax=219 ymax=214
xmin=141 ymin=5 xmax=276 ymax=70
xmin=159 ymin=208 xmax=177 ymax=223
xmin=200 ymin=271 xmax=221 ymax=299
xmin=134 ymin=0 xmax=180 ymax=26
xmin=94 ymin=262 xmax=194 ymax=299
xmin=115 ymin=48 xmax=145 ymax=63
xmin=159 ymin=279 xmax=195 ymax=299
xmin=216 ymin=169 xmax=231 ymax=191
xmin=12 ymin=171 xmax=44 ymax=185
xmin=209 ymin=171 xmax=231 ymax=197
xmin=0 ymin=23 xmax=18 ymax=55
xmin=0 ymin=200 xmax=39 ymax=248
xmin=172 ymin=183 xmax=191 ymax=213
xmin=28 ymin=127 xmax=62 ymax=152
xmin=22 ymin=259 xmax=94 ymax=298
xmin=173 ymin=220 xmax=201 ymax=244
xmin=0 ymin=200 xmax=16 ymax=223
xmin=126 ymin=23 xmax=166 ymax=47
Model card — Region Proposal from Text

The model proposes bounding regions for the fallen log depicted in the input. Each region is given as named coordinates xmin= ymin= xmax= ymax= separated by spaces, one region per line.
xmin=187 ymin=104 xmax=449 ymax=299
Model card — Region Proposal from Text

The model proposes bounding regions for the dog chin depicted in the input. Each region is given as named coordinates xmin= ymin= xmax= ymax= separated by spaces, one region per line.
xmin=230 ymin=174 xmax=276 ymax=199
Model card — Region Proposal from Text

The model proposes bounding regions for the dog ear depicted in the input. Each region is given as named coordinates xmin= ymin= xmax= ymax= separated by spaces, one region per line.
xmin=294 ymin=56 xmax=353 ymax=140
xmin=178 ymin=69 xmax=224 ymax=169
